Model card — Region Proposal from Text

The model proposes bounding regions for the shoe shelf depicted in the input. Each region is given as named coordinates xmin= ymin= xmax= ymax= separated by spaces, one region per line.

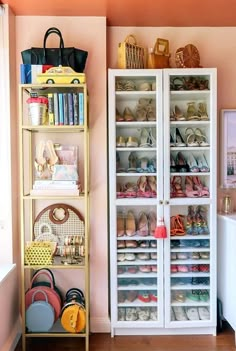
xmin=19 ymin=84 xmax=90 ymax=351
xmin=109 ymin=68 xmax=216 ymax=335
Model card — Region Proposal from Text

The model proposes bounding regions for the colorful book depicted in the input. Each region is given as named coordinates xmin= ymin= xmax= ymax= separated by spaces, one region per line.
xmin=73 ymin=93 xmax=79 ymax=125
xmin=58 ymin=93 xmax=64 ymax=125
xmin=53 ymin=93 xmax=59 ymax=126
xmin=63 ymin=93 xmax=69 ymax=125
xmin=78 ymin=92 xmax=84 ymax=125
xmin=68 ymin=93 xmax=74 ymax=125
xmin=48 ymin=93 xmax=54 ymax=125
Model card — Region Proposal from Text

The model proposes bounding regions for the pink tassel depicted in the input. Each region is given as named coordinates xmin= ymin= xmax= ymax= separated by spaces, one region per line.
xmin=154 ymin=217 xmax=167 ymax=238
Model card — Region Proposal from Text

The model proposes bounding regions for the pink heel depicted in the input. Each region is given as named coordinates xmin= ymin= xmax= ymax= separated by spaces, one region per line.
xmin=185 ymin=176 xmax=199 ymax=197
xmin=192 ymin=176 xmax=209 ymax=197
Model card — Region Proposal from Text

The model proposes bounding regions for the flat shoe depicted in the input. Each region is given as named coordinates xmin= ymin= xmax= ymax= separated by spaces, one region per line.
xmin=186 ymin=307 xmax=200 ymax=320
xmin=198 ymin=307 xmax=210 ymax=320
xmin=173 ymin=306 xmax=188 ymax=321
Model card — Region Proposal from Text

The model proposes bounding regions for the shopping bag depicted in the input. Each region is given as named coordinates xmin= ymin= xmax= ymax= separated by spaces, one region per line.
xmin=21 ymin=27 xmax=88 ymax=73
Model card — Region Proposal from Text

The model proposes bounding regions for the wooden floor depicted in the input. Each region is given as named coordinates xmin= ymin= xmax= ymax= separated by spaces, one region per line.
xmin=15 ymin=323 xmax=236 ymax=351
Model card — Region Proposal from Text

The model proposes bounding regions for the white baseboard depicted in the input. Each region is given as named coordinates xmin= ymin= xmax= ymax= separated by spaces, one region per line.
xmin=90 ymin=316 xmax=111 ymax=333
xmin=2 ymin=315 xmax=21 ymax=351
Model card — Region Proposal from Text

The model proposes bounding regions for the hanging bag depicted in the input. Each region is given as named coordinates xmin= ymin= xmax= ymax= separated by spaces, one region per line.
xmin=21 ymin=27 xmax=88 ymax=73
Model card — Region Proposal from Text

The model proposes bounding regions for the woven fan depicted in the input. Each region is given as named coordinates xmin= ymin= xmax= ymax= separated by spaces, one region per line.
xmin=34 ymin=204 xmax=85 ymax=250
xmin=175 ymin=44 xmax=201 ymax=68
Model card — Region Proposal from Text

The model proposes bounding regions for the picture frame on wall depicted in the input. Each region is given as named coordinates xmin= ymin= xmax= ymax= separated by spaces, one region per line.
xmin=221 ymin=109 xmax=236 ymax=188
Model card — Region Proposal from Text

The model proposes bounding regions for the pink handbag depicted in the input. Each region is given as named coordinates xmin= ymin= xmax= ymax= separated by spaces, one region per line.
xmin=25 ymin=269 xmax=62 ymax=321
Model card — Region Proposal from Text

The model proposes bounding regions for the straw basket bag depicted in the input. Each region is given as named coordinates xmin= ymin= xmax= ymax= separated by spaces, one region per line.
xmin=118 ymin=34 xmax=146 ymax=69
xmin=147 ymin=38 xmax=171 ymax=69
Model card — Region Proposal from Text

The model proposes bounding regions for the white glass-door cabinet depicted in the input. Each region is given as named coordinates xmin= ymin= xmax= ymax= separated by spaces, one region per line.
xmin=108 ymin=68 xmax=217 ymax=336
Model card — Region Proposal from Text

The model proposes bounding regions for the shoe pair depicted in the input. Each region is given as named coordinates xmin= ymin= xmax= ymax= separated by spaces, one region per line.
xmin=116 ymin=136 xmax=139 ymax=147
xmin=35 ymin=140 xmax=59 ymax=177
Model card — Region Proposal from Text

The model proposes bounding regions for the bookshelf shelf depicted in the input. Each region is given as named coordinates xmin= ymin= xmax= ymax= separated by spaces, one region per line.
xmin=19 ymin=83 xmax=90 ymax=351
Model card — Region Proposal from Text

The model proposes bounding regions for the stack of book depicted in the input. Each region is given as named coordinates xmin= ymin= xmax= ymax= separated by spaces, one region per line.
xmin=30 ymin=180 xmax=80 ymax=196
xmin=48 ymin=92 xmax=84 ymax=126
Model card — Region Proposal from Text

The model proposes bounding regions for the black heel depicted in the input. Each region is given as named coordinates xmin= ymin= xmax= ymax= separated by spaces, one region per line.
xmin=175 ymin=128 xmax=186 ymax=147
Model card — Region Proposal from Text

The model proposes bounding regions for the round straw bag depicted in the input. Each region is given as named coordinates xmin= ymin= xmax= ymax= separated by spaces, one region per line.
xmin=61 ymin=288 xmax=86 ymax=333
xmin=25 ymin=269 xmax=62 ymax=321
xmin=26 ymin=290 xmax=55 ymax=332
xmin=33 ymin=203 xmax=85 ymax=256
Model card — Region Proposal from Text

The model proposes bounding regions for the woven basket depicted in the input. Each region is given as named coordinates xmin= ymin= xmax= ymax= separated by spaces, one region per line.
xmin=118 ymin=34 xmax=146 ymax=69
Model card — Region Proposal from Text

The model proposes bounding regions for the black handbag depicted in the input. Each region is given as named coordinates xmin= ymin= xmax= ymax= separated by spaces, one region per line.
xmin=21 ymin=27 xmax=88 ymax=73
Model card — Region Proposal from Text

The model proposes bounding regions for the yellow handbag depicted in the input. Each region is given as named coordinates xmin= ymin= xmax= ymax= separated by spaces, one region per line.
xmin=118 ymin=34 xmax=146 ymax=69
xmin=147 ymin=38 xmax=171 ymax=69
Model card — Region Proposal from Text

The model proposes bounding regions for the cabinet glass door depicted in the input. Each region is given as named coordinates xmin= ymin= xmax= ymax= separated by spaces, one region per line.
xmin=108 ymin=70 xmax=164 ymax=332
xmin=163 ymin=69 xmax=217 ymax=329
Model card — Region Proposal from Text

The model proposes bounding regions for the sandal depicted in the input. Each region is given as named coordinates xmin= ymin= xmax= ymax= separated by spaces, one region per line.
xmin=123 ymin=182 xmax=137 ymax=198
xmin=185 ymin=128 xmax=199 ymax=147
xmin=137 ymin=176 xmax=151 ymax=198
xmin=185 ymin=176 xmax=199 ymax=198
xmin=171 ymin=176 xmax=185 ymax=198
xmin=173 ymin=105 xmax=186 ymax=121
xmin=170 ymin=215 xmax=186 ymax=236
xmin=198 ymin=102 xmax=209 ymax=121
xmin=146 ymin=99 xmax=156 ymax=121
xmin=34 ymin=140 xmax=47 ymax=176
xmin=116 ymin=152 xmax=125 ymax=173
xmin=186 ymin=102 xmax=200 ymax=121
xmin=194 ymin=128 xmax=210 ymax=147
xmin=192 ymin=176 xmax=210 ymax=197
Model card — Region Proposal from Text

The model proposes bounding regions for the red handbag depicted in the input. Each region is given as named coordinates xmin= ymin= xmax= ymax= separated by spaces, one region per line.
xmin=25 ymin=269 xmax=62 ymax=321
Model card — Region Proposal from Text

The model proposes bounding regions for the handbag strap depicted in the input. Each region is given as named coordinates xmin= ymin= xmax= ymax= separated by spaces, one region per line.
xmin=31 ymin=268 xmax=55 ymax=289
xmin=124 ymin=35 xmax=137 ymax=46
xmin=43 ymin=27 xmax=65 ymax=65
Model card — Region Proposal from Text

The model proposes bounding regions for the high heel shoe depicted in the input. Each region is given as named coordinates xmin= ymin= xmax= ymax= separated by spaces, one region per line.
xmin=148 ymin=212 xmax=157 ymax=236
xmin=185 ymin=176 xmax=199 ymax=197
xmin=170 ymin=154 xmax=176 ymax=173
xmin=196 ymin=154 xmax=210 ymax=172
xmin=137 ymin=212 xmax=149 ymax=236
xmin=123 ymin=107 xmax=135 ymax=121
xmin=175 ymin=152 xmax=189 ymax=172
xmin=192 ymin=176 xmax=210 ymax=197
xmin=125 ymin=211 xmax=136 ymax=236
xmin=140 ymin=128 xmax=156 ymax=147
xmin=175 ymin=128 xmax=186 ymax=147
xmin=170 ymin=215 xmax=185 ymax=236
xmin=147 ymin=176 xmax=157 ymax=197
xmin=186 ymin=206 xmax=198 ymax=235
xmin=127 ymin=152 xmax=138 ymax=173
xmin=116 ymin=108 xmax=124 ymax=121
xmin=186 ymin=153 xmax=199 ymax=173
xmin=117 ymin=212 xmax=125 ymax=237
xmin=171 ymin=176 xmax=185 ymax=197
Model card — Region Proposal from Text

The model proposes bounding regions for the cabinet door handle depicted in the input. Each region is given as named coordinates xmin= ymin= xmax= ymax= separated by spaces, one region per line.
xmin=159 ymin=200 xmax=163 ymax=205
xmin=165 ymin=200 xmax=169 ymax=205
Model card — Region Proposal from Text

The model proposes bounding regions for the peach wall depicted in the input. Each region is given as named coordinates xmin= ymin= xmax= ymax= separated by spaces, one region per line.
xmin=15 ymin=16 xmax=109 ymax=332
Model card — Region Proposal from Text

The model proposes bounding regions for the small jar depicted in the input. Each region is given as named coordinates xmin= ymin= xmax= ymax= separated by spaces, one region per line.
xmin=221 ymin=195 xmax=233 ymax=214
